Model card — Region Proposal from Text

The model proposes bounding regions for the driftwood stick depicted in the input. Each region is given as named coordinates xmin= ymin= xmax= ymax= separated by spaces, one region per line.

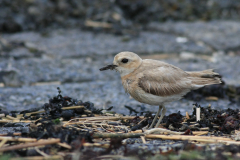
xmin=145 ymin=128 xmax=209 ymax=135
xmin=200 ymin=127 xmax=209 ymax=131
xmin=73 ymin=116 xmax=144 ymax=121
xmin=140 ymin=136 xmax=146 ymax=144
xmin=0 ymin=139 xmax=8 ymax=148
xmin=83 ymin=142 xmax=109 ymax=148
xmin=1 ymin=121 xmax=33 ymax=124
xmin=17 ymin=114 xmax=23 ymax=119
xmin=196 ymin=107 xmax=201 ymax=121
xmin=0 ymin=120 xmax=13 ymax=123
xmin=144 ymin=128 xmax=184 ymax=135
xmin=62 ymin=106 xmax=85 ymax=110
xmin=145 ymin=134 xmax=234 ymax=142
xmin=63 ymin=116 xmax=144 ymax=127
xmin=66 ymin=116 xmax=144 ymax=122
xmin=0 ymin=120 xmax=32 ymax=123
xmin=25 ymin=111 xmax=44 ymax=116
xmin=95 ymin=155 xmax=126 ymax=160
xmin=223 ymin=141 xmax=240 ymax=145
xmin=85 ymin=20 xmax=112 ymax=28
xmin=0 ymin=139 xmax=60 ymax=152
xmin=0 ymin=136 xmax=36 ymax=142
xmin=186 ymin=112 xmax=190 ymax=119
xmin=193 ymin=131 xmax=208 ymax=136
xmin=131 ymin=130 xmax=143 ymax=133
xmin=93 ymin=133 xmax=144 ymax=139
xmin=57 ymin=142 xmax=72 ymax=149
xmin=34 ymin=147 xmax=49 ymax=157
xmin=26 ymin=106 xmax=85 ymax=115
xmin=10 ymin=155 xmax=63 ymax=160
xmin=145 ymin=129 xmax=209 ymax=136
xmin=5 ymin=115 xmax=19 ymax=120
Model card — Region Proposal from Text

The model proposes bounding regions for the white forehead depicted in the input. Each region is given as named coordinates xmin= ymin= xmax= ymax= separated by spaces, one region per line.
xmin=118 ymin=51 xmax=138 ymax=56
xmin=114 ymin=51 xmax=139 ymax=61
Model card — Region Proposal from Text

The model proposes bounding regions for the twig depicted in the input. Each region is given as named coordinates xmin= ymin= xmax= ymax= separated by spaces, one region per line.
xmin=146 ymin=134 xmax=233 ymax=140
xmin=200 ymin=127 xmax=209 ymax=131
xmin=137 ymin=118 xmax=146 ymax=125
xmin=10 ymin=155 xmax=63 ymax=160
xmin=0 ymin=139 xmax=8 ymax=148
xmin=83 ymin=142 xmax=109 ymax=148
xmin=62 ymin=106 xmax=85 ymax=110
xmin=0 ymin=138 xmax=60 ymax=152
xmin=35 ymin=147 xmax=49 ymax=157
xmin=145 ymin=134 xmax=235 ymax=144
xmin=85 ymin=20 xmax=112 ymax=28
xmin=145 ymin=128 xmax=184 ymax=135
xmin=186 ymin=112 xmax=190 ymax=119
xmin=192 ymin=131 xmax=208 ymax=136
xmin=17 ymin=114 xmax=23 ymax=119
xmin=94 ymin=155 xmax=125 ymax=160
xmin=63 ymin=116 xmax=144 ymax=130
xmin=57 ymin=142 xmax=72 ymax=149
xmin=0 ymin=120 xmax=21 ymax=123
xmin=140 ymin=136 xmax=146 ymax=144
xmin=64 ymin=116 xmax=143 ymax=124
xmin=6 ymin=115 xmax=19 ymax=120
xmin=205 ymin=96 xmax=218 ymax=101
xmin=0 ymin=120 xmax=13 ymax=123
xmin=131 ymin=130 xmax=143 ymax=133
xmin=26 ymin=106 xmax=85 ymax=115
xmin=92 ymin=133 xmax=144 ymax=139
xmin=196 ymin=107 xmax=200 ymax=121
xmin=0 ymin=136 xmax=36 ymax=142
xmin=0 ymin=120 xmax=32 ymax=123
xmin=223 ymin=141 xmax=240 ymax=145
xmin=144 ymin=129 xmax=208 ymax=135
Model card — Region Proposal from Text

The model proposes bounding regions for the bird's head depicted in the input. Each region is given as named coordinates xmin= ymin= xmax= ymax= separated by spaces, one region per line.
xmin=100 ymin=51 xmax=142 ymax=77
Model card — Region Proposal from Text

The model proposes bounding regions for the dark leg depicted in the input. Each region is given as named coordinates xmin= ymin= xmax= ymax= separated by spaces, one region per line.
xmin=149 ymin=105 xmax=162 ymax=129
xmin=155 ymin=105 xmax=166 ymax=128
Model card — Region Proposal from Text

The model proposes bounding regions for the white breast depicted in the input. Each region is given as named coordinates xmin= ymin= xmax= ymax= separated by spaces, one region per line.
xmin=131 ymin=89 xmax=189 ymax=105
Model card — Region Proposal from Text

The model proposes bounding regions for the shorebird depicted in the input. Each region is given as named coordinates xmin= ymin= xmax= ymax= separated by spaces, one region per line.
xmin=100 ymin=51 xmax=222 ymax=128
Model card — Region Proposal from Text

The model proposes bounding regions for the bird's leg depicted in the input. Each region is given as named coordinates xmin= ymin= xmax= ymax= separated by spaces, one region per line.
xmin=155 ymin=105 xmax=166 ymax=128
xmin=149 ymin=105 xmax=162 ymax=129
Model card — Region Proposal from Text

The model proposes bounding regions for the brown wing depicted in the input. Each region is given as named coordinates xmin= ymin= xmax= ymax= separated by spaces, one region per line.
xmin=138 ymin=65 xmax=191 ymax=97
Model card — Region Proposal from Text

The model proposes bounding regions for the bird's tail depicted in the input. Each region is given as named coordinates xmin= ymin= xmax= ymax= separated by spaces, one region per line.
xmin=186 ymin=69 xmax=222 ymax=89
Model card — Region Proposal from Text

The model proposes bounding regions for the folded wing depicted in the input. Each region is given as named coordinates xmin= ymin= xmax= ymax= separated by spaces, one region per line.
xmin=138 ymin=65 xmax=191 ymax=97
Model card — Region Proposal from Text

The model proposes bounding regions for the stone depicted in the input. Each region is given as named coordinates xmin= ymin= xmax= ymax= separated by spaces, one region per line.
xmin=148 ymin=21 xmax=240 ymax=52
xmin=0 ymin=69 xmax=21 ymax=87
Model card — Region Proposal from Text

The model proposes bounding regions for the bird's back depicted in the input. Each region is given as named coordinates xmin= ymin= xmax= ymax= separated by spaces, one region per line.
xmin=120 ymin=59 xmax=221 ymax=105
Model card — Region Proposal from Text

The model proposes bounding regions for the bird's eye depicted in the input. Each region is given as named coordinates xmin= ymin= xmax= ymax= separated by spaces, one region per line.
xmin=121 ymin=58 xmax=128 ymax=63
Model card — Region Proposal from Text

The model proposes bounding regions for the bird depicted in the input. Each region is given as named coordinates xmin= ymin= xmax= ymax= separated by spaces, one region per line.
xmin=99 ymin=51 xmax=222 ymax=128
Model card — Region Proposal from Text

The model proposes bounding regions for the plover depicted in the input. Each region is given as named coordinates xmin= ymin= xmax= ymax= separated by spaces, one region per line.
xmin=100 ymin=51 xmax=222 ymax=128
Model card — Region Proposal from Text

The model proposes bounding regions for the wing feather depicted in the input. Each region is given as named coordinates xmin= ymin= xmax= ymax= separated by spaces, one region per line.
xmin=138 ymin=66 xmax=190 ymax=97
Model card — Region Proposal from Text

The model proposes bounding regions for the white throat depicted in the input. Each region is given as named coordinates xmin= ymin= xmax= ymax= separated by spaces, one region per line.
xmin=117 ymin=67 xmax=135 ymax=77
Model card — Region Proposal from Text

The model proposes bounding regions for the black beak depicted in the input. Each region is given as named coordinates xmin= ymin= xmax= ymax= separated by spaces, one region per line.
xmin=99 ymin=64 xmax=117 ymax=71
